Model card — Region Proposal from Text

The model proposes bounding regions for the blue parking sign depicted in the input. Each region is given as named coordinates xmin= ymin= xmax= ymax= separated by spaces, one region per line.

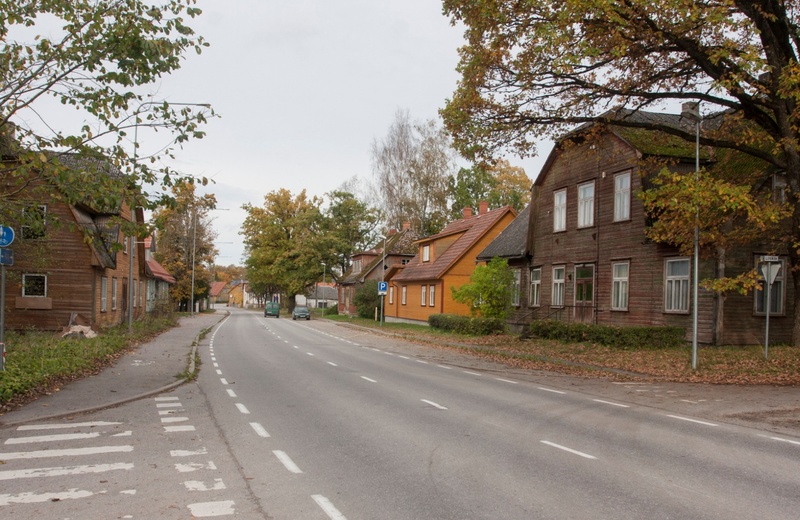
xmin=378 ymin=281 xmax=388 ymax=294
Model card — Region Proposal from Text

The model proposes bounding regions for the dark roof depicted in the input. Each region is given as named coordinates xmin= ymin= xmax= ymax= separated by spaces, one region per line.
xmin=393 ymin=205 xmax=516 ymax=282
xmin=476 ymin=204 xmax=530 ymax=261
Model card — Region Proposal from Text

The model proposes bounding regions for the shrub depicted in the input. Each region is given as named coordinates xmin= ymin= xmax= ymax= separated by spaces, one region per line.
xmin=354 ymin=280 xmax=382 ymax=319
xmin=429 ymin=313 xmax=507 ymax=335
xmin=528 ymin=320 xmax=685 ymax=349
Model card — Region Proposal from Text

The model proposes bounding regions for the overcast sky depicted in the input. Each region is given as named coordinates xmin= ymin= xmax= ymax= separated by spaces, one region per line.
xmin=148 ymin=1 xmax=549 ymax=266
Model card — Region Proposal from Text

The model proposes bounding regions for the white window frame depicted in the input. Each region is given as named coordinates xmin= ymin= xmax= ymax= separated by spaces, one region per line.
xmin=429 ymin=284 xmax=435 ymax=307
xmin=578 ymin=181 xmax=595 ymax=228
xmin=112 ymin=277 xmax=118 ymax=310
xmin=755 ymin=258 xmax=785 ymax=315
xmin=401 ymin=286 xmax=407 ymax=305
xmin=511 ymin=268 xmax=521 ymax=307
xmin=664 ymin=258 xmax=690 ymax=313
xmin=614 ymin=171 xmax=631 ymax=222
xmin=553 ymin=189 xmax=567 ymax=232
xmin=22 ymin=274 xmax=47 ymax=297
xmin=529 ymin=268 xmax=541 ymax=307
xmin=611 ymin=262 xmax=629 ymax=311
xmin=101 ymin=277 xmax=108 ymax=312
xmin=422 ymin=245 xmax=430 ymax=262
xmin=552 ymin=266 xmax=565 ymax=307
xmin=421 ymin=284 xmax=427 ymax=306
xmin=389 ymin=286 xmax=394 ymax=305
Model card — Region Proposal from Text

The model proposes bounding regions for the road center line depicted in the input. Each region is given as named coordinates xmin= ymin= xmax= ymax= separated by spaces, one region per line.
xmin=327 ymin=362 xmax=338 ymax=367
xmin=541 ymin=440 xmax=597 ymax=459
xmin=361 ymin=376 xmax=377 ymax=383
xmin=666 ymin=415 xmax=717 ymax=426
xmin=226 ymin=389 xmax=237 ymax=398
xmin=273 ymin=450 xmax=303 ymax=473
xmin=593 ymin=399 xmax=630 ymax=408
xmin=236 ymin=403 xmax=251 ymax=414
xmin=250 ymin=422 xmax=270 ymax=438
xmin=537 ymin=386 xmax=565 ymax=394
xmin=312 ymin=494 xmax=348 ymax=520
xmin=421 ymin=399 xmax=448 ymax=410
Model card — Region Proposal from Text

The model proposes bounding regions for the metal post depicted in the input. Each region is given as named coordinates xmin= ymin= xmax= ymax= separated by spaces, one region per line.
xmin=1 ymin=263 xmax=5 ymax=370
xmin=380 ymin=236 xmax=386 ymax=327
xmin=764 ymin=267 xmax=771 ymax=360
xmin=190 ymin=206 xmax=197 ymax=316
xmin=322 ymin=262 xmax=326 ymax=317
xmin=682 ymin=102 xmax=701 ymax=370
xmin=127 ymin=211 xmax=135 ymax=333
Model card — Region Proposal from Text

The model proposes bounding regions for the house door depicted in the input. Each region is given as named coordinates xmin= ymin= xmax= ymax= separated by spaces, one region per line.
xmin=574 ymin=265 xmax=594 ymax=323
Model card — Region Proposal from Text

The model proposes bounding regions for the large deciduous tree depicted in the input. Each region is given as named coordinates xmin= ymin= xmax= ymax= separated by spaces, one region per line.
xmin=372 ymin=109 xmax=455 ymax=236
xmin=441 ymin=0 xmax=800 ymax=344
xmin=448 ymin=159 xmax=530 ymax=219
xmin=0 ymin=0 xmax=212 ymax=232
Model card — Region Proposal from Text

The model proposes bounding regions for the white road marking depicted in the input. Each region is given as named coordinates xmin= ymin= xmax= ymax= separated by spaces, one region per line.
xmin=155 ymin=396 xmax=180 ymax=401
xmin=220 ymin=378 xmax=229 ymax=385
xmin=463 ymin=371 xmax=482 ymax=376
xmin=537 ymin=386 xmax=565 ymax=394
xmin=164 ymin=425 xmax=196 ymax=432
xmin=496 ymin=378 xmax=518 ymax=384
xmin=213 ymin=363 xmax=219 ymax=367
xmin=437 ymin=365 xmax=452 ymax=370
xmin=236 ymin=403 xmax=250 ymax=414
xmin=273 ymin=450 xmax=303 ymax=473
xmin=416 ymin=360 xmax=428 ymax=364
xmin=667 ymin=415 xmax=717 ymax=426
xmin=175 ymin=461 xmax=217 ymax=473
xmin=184 ymin=478 xmax=227 ymax=491
xmin=541 ymin=441 xmax=597 ymax=459
xmin=758 ymin=434 xmax=800 ymax=446
xmin=398 ymin=355 xmax=410 ymax=360
xmin=187 ymin=500 xmax=236 ymax=517
xmin=307 ymin=352 xmax=315 ymax=356
xmin=0 ymin=462 xmax=134 ymax=480
xmin=161 ymin=417 xmax=189 ymax=423
xmin=1 ymin=445 xmax=133 ymax=460
xmin=216 ymin=369 xmax=223 ymax=375
xmin=361 ymin=376 xmax=377 ymax=383
xmin=250 ymin=422 xmax=270 ymax=438
xmin=17 ymin=421 xmax=121 ymax=430
xmin=328 ymin=362 xmax=338 ymax=367
xmin=5 ymin=433 xmax=100 ymax=445
xmin=312 ymin=494 xmax=348 ymax=520
xmin=171 ymin=448 xmax=208 ymax=457
xmin=112 ymin=431 xmax=133 ymax=437
xmin=157 ymin=403 xmax=183 ymax=408
xmin=593 ymin=399 xmax=630 ymax=408
xmin=0 ymin=489 xmax=95 ymax=506
xmin=226 ymin=389 xmax=237 ymax=398
xmin=421 ymin=399 xmax=448 ymax=410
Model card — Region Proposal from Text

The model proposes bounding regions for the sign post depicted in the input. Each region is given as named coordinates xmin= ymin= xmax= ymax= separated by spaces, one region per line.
xmin=759 ymin=256 xmax=781 ymax=360
xmin=0 ymin=225 xmax=14 ymax=371
xmin=378 ymin=281 xmax=388 ymax=328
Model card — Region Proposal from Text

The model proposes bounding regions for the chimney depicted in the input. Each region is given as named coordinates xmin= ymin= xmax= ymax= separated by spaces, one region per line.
xmin=462 ymin=207 xmax=473 ymax=219
xmin=402 ymin=221 xmax=411 ymax=231
xmin=478 ymin=201 xmax=489 ymax=215
xmin=389 ymin=228 xmax=397 ymax=236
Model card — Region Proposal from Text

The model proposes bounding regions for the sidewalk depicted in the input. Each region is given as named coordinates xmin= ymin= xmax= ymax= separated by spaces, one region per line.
xmin=0 ymin=311 xmax=226 ymax=428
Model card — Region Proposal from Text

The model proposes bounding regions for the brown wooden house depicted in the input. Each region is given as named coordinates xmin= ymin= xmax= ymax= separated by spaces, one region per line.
xmin=1 ymin=154 xmax=151 ymax=331
xmin=385 ymin=203 xmax=517 ymax=324
xmin=337 ymin=225 xmax=419 ymax=316
xmin=521 ymin=109 xmax=792 ymax=345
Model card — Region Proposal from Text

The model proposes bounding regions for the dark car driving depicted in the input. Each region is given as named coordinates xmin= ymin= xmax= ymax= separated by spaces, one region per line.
xmin=292 ymin=305 xmax=310 ymax=320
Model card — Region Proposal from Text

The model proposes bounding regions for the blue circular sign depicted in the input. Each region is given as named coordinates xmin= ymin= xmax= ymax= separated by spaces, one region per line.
xmin=0 ymin=226 xmax=14 ymax=248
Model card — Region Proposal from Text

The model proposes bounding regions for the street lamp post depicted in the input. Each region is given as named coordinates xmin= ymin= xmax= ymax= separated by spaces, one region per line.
xmin=682 ymin=102 xmax=701 ymax=370
xmin=320 ymin=262 xmax=326 ymax=317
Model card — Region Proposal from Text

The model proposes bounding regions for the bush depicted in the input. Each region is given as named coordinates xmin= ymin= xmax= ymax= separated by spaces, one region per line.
xmin=528 ymin=320 xmax=685 ymax=349
xmin=429 ymin=313 xmax=507 ymax=335
xmin=354 ymin=280 xmax=382 ymax=319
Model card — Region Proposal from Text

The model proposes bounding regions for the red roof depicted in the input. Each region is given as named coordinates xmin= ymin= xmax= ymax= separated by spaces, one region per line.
xmin=146 ymin=259 xmax=176 ymax=284
xmin=209 ymin=281 xmax=227 ymax=297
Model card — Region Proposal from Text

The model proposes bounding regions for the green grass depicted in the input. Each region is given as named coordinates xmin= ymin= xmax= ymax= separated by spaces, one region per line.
xmin=0 ymin=315 xmax=177 ymax=408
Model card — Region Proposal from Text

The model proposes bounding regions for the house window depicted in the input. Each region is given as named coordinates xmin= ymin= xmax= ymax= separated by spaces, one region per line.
xmin=755 ymin=258 xmax=785 ymax=315
xmin=553 ymin=189 xmax=566 ymax=232
xmin=552 ymin=266 xmax=565 ymax=307
xmin=511 ymin=268 xmax=521 ymax=306
xmin=133 ymin=281 xmax=137 ymax=308
xmin=389 ymin=286 xmax=394 ymax=305
xmin=664 ymin=258 xmax=690 ymax=313
xmin=529 ymin=268 xmax=541 ymax=307
xmin=21 ymin=205 xmax=47 ymax=239
xmin=421 ymin=285 xmax=427 ymax=306
xmin=140 ymin=281 xmax=144 ymax=307
xmin=429 ymin=285 xmax=435 ymax=307
xmin=22 ymin=274 xmax=46 ymax=297
xmin=401 ymin=286 xmax=407 ymax=305
xmin=772 ymin=174 xmax=787 ymax=204
xmin=101 ymin=277 xmax=108 ymax=312
xmin=612 ymin=262 xmax=629 ymax=311
xmin=422 ymin=245 xmax=430 ymax=262
xmin=578 ymin=181 xmax=595 ymax=228
xmin=614 ymin=171 xmax=631 ymax=222
xmin=352 ymin=259 xmax=362 ymax=272
xmin=112 ymin=277 xmax=118 ymax=310
xmin=401 ymin=258 xmax=410 ymax=265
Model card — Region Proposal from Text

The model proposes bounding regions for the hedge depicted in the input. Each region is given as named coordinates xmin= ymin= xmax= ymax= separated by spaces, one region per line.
xmin=528 ymin=320 xmax=686 ymax=350
xmin=428 ymin=314 xmax=507 ymax=335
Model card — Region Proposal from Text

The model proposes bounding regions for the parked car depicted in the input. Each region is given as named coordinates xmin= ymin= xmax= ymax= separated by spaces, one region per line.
xmin=292 ymin=305 xmax=310 ymax=320
xmin=264 ymin=301 xmax=280 ymax=318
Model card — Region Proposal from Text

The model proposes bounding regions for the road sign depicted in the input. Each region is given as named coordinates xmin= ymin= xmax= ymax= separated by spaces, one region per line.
xmin=760 ymin=255 xmax=780 ymax=263
xmin=0 ymin=249 xmax=12 ymax=266
xmin=761 ymin=262 xmax=780 ymax=286
xmin=378 ymin=281 xmax=388 ymax=295
xmin=0 ymin=226 xmax=14 ymax=248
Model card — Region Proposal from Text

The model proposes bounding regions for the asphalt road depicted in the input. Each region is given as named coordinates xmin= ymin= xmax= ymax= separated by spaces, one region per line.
xmin=199 ymin=308 xmax=800 ymax=519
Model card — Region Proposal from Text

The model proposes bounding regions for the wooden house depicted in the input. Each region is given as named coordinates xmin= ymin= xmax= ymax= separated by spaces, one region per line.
xmin=385 ymin=203 xmax=517 ymax=324
xmin=522 ymin=109 xmax=792 ymax=345
xmin=337 ymin=225 xmax=418 ymax=316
